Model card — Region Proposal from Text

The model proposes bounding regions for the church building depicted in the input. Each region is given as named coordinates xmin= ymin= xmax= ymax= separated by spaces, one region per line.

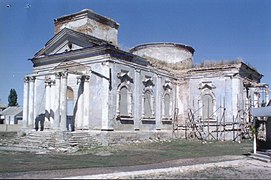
xmin=22 ymin=9 xmax=269 ymax=142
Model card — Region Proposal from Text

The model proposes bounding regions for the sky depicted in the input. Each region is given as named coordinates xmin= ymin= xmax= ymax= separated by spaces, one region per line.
xmin=0 ymin=0 xmax=270 ymax=106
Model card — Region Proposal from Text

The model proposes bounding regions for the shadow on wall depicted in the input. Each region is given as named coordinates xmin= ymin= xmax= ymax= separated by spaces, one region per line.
xmin=35 ymin=114 xmax=45 ymax=131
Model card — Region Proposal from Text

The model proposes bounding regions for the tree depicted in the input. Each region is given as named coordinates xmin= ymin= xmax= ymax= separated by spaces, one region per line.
xmin=8 ymin=89 xmax=18 ymax=106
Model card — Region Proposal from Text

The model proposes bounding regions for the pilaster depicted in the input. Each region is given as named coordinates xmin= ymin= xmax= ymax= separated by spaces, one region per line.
xmin=155 ymin=74 xmax=162 ymax=130
xmin=133 ymin=69 xmax=141 ymax=130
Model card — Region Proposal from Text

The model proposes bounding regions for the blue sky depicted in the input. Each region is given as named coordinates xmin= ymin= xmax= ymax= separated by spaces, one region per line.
xmin=0 ymin=0 xmax=270 ymax=106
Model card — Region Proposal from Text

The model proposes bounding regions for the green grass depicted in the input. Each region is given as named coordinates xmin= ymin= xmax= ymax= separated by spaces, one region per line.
xmin=0 ymin=139 xmax=253 ymax=173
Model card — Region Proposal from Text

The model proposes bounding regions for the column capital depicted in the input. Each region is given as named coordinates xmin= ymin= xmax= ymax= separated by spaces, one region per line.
xmin=60 ymin=71 xmax=68 ymax=78
xmin=29 ymin=76 xmax=36 ymax=82
xmin=45 ymin=78 xmax=55 ymax=87
xmin=135 ymin=68 xmax=141 ymax=73
xmin=55 ymin=72 xmax=61 ymax=79
xmin=76 ymin=75 xmax=90 ymax=84
xmin=83 ymin=75 xmax=90 ymax=81
xmin=24 ymin=76 xmax=30 ymax=83
xmin=76 ymin=76 xmax=82 ymax=84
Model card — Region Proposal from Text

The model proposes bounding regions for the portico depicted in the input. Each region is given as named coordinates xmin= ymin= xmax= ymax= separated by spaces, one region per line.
xmin=23 ymin=70 xmax=91 ymax=132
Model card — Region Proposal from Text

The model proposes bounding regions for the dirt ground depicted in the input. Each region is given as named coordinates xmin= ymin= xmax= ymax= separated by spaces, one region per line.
xmin=131 ymin=158 xmax=271 ymax=179
xmin=64 ymin=157 xmax=271 ymax=179
xmin=0 ymin=138 xmax=268 ymax=179
xmin=1 ymin=155 xmax=271 ymax=179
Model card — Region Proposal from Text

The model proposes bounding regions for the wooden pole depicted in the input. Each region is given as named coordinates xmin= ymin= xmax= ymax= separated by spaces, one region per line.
xmin=253 ymin=133 xmax=257 ymax=154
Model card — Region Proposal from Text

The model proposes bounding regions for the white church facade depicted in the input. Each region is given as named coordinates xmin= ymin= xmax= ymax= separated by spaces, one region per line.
xmin=22 ymin=9 xmax=269 ymax=142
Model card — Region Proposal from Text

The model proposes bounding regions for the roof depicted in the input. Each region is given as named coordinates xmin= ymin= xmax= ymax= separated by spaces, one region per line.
xmin=0 ymin=106 xmax=23 ymax=116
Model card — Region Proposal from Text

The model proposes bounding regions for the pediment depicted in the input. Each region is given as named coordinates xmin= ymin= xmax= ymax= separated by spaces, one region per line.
xmin=34 ymin=28 xmax=107 ymax=58
xmin=143 ymin=77 xmax=154 ymax=87
xmin=199 ymin=82 xmax=216 ymax=90
xmin=163 ymin=80 xmax=172 ymax=90
xmin=117 ymin=71 xmax=133 ymax=83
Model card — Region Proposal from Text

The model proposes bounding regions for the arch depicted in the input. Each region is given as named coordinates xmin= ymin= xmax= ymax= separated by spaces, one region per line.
xmin=119 ymin=86 xmax=128 ymax=115
xmin=143 ymin=90 xmax=152 ymax=117
xmin=142 ymin=87 xmax=155 ymax=118
xmin=67 ymin=86 xmax=74 ymax=100
xmin=164 ymin=93 xmax=170 ymax=117
xmin=116 ymin=83 xmax=132 ymax=117
xmin=199 ymin=88 xmax=216 ymax=122
xmin=202 ymin=94 xmax=213 ymax=120
xmin=162 ymin=88 xmax=173 ymax=120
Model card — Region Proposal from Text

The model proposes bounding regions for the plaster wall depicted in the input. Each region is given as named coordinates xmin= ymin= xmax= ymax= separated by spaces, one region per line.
xmin=88 ymin=62 xmax=110 ymax=130
xmin=110 ymin=61 xmax=174 ymax=131
xmin=188 ymin=75 xmax=242 ymax=124
xmin=55 ymin=17 xmax=118 ymax=46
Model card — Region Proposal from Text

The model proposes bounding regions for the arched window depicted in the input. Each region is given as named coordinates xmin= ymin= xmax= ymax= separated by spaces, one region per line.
xmin=119 ymin=86 xmax=128 ymax=115
xmin=164 ymin=93 xmax=170 ymax=117
xmin=67 ymin=86 xmax=74 ymax=100
xmin=144 ymin=90 xmax=152 ymax=117
xmin=202 ymin=94 xmax=214 ymax=120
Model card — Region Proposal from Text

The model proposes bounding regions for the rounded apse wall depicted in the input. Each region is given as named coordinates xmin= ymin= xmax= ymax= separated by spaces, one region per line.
xmin=130 ymin=43 xmax=195 ymax=67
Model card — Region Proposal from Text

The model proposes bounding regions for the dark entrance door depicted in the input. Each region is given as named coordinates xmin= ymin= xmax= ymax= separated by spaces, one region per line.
xmin=67 ymin=99 xmax=74 ymax=131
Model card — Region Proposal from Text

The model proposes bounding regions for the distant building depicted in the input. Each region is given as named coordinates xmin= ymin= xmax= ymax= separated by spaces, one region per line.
xmin=0 ymin=103 xmax=7 ymax=112
xmin=22 ymin=9 xmax=269 ymax=142
xmin=0 ymin=106 xmax=23 ymax=125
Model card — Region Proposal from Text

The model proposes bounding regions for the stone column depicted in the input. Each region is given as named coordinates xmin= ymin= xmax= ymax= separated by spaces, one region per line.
xmin=60 ymin=72 xmax=68 ymax=131
xmin=44 ymin=79 xmax=51 ymax=129
xmin=83 ymin=75 xmax=90 ymax=129
xmin=76 ymin=76 xmax=84 ymax=130
xmin=33 ymin=78 xmax=39 ymax=129
xmin=23 ymin=76 xmax=29 ymax=128
xmin=50 ymin=80 xmax=55 ymax=129
xmin=54 ymin=73 xmax=61 ymax=129
xmin=155 ymin=75 xmax=162 ymax=130
xmin=133 ymin=69 xmax=140 ymax=130
xmin=28 ymin=76 xmax=35 ymax=128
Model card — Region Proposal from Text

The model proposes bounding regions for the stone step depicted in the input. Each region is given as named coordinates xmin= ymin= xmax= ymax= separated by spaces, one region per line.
xmin=1 ymin=131 xmax=102 ymax=153
xmin=250 ymin=153 xmax=271 ymax=163
xmin=0 ymin=145 xmax=48 ymax=153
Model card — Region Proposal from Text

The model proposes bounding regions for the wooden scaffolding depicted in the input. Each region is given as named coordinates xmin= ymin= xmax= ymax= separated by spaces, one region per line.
xmin=173 ymin=96 xmax=253 ymax=142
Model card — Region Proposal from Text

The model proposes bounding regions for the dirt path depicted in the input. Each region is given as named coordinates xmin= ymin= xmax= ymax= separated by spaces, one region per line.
xmin=0 ymin=155 xmax=256 ymax=179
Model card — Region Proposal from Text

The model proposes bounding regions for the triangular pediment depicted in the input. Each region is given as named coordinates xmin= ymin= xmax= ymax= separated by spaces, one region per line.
xmin=34 ymin=28 xmax=108 ymax=58
xmin=52 ymin=60 xmax=90 ymax=75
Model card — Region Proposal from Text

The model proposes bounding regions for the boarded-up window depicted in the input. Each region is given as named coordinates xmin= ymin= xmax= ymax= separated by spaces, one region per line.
xmin=164 ymin=94 xmax=170 ymax=117
xmin=202 ymin=94 xmax=213 ymax=120
xmin=120 ymin=86 xmax=128 ymax=115
xmin=144 ymin=90 xmax=152 ymax=117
